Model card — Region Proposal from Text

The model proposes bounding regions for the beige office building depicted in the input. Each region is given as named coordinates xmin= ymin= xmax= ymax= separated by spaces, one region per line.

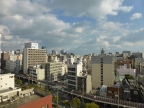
xmin=23 ymin=48 xmax=46 ymax=74
xmin=91 ymin=49 xmax=115 ymax=88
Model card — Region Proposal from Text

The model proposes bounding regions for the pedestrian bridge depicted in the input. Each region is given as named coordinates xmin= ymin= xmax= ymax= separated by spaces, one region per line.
xmin=62 ymin=89 xmax=144 ymax=108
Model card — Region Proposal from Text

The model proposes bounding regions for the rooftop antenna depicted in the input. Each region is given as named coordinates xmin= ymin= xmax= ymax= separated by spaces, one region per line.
xmin=100 ymin=46 xmax=101 ymax=54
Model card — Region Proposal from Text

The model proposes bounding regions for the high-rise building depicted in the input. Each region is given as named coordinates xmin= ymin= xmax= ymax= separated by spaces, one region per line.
xmin=24 ymin=42 xmax=38 ymax=49
xmin=23 ymin=48 xmax=46 ymax=74
xmin=52 ymin=50 xmax=57 ymax=55
xmin=91 ymin=48 xmax=115 ymax=88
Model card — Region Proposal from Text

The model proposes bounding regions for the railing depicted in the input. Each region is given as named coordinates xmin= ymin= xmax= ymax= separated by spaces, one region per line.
xmin=62 ymin=89 xmax=144 ymax=108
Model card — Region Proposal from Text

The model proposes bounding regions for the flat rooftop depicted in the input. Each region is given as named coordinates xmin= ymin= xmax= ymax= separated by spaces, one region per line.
xmin=0 ymin=94 xmax=43 ymax=108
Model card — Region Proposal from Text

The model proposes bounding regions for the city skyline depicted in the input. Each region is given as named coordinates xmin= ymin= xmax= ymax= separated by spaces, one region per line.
xmin=0 ymin=0 xmax=144 ymax=54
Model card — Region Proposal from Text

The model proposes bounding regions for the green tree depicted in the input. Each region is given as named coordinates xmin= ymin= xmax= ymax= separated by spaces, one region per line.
xmin=125 ymin=74 xmax=134 ymax=80
xmin=15 ymin=78 xmax=22 ymax=85
xmin=61 ymin=100 xmax=69 ymax=106
xmin=84 ymin=102 xmax=99 ymax=108
xmin=45 ymin=90 xmax=51 ymax=94
xmin=70 ymin=97 xmax=81 ymax=108
xmin=53 ymin=92 xmax=59 ymax=103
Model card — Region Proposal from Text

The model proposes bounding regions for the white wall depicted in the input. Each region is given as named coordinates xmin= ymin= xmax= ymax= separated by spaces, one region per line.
xmin=0 ymin=74 xmax=15 ymax=90
xmin=36 ymin=69 xmax=45 ymax=80
xmin=25 ymin=42 xmax=38 ymax=49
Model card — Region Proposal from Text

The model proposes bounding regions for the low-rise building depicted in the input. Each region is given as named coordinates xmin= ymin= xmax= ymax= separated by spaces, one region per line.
xmin=117 ymin=65 xmax=136 ymax=77
xmin=107 ymin=85 xmax=123 ymax=99
xmin=0 ymin=74 xmax=21 ymax=102
xmin=28 ymin=65 xmax=45 ymax=81
xmin=122 ymin=78 xmax=139 ymax=102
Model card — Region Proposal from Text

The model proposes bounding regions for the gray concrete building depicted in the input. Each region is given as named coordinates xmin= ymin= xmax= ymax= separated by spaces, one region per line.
xmin=77 ymin=75 xmax=92 ymax=94
xmin=41 ymin=62 xmax=63 ymax=82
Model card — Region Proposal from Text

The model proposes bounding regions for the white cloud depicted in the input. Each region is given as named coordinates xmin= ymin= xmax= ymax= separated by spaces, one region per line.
xmin=4 ymin=35 xmax=13 ymax=40
xmin=49 ymin=0 xmax=133 ymax=20
xmin=13 ymin=14 xmax=23 ymax=21
xmin=113 ymin=36 xmax=121 ymax=42
xmin=99 ymin=36 xmax=107 ymax=39
xmin=115 ymin=45 xmax=121 ymax=48
xmin=103 ymin=41 xmax=110 ymax=47
xmin=118 ymin=6 xmax=133 ymax=12
xmin=0 ymin=0 xmax=142 ymax=54
xmin=130 ymin=13 xmax=142 ymax=20
xmin=123 ymin=42 xmax=133 ymax=46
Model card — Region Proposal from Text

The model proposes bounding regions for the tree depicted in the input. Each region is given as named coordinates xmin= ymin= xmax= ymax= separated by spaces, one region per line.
xmin=17 ymin=79 xmax=22 ymax=85
xmin=61 ymin=100 xmax=69 ymax=106
xmin=15 ymin=78 xmax=22 ymax=85
xmin=45 ymin=90 xmax=51 ymax=95
xmin=125 ymin=74 xmax=134 ymax=80
xmin=70 ymin=97 xmax=81 ymax=108
xmin=84 ymin=102 xmax=99 ymax=108
xmin=53 ymin=92 xmax=59 ymax=103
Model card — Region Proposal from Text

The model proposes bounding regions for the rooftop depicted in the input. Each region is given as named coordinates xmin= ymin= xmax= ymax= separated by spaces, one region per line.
xmin=0 ymin=94 xmax=43 ymax=108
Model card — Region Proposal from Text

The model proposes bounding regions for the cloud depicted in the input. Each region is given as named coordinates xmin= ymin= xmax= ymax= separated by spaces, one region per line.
xmin=130 ymin=13 xmax=142 ymax=20
xmin=123 ymin=42 xmax=133 ymax=46
xmin=113 ymin=36 xmax=121 ymax=42
xmin=49 ymin=0 xmax=133 ymax=20
xmin=0 ymin=0 xmax=142 ymax=54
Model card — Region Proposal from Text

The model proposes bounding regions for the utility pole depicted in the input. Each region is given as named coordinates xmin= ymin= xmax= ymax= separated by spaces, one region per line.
xmin=118 ymin=87 xmax=119 ymax=108
xmin=118 ymin=74 xmax=120 ymax=108
xmin=82 ymin=78 xmax=84 ymax=106
xmin=57 ymin=89 xmax=58 ymax=106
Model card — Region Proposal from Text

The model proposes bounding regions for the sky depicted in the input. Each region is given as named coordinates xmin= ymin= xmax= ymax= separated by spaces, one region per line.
xmin=0 ymin=0 xmax=144 ymax=54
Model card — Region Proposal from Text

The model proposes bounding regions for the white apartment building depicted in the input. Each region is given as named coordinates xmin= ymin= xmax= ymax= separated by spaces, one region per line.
xmin=24 ymin=42 xmax=38 ymax=49
xmin=67 ymin=57 xmax=74 ymax=65
xmin=67 ymin=62 xmax=83 ymax=90
xmin=0 ymin=74 xmax=21 ymax=102
xmin=117 ymin=65 xmax=136 ymax=77
xmin=0 ymin=74 xmax=14 ymax=90
xmin=29 ymin=65 xmax=45 ymax=80
xmin=23 ymin=48 xmax=46 ymax=74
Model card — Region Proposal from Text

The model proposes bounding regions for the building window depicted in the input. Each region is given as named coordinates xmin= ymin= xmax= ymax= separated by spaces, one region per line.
xmin=134 ymin=91 xmax=138 ymax=94
xmin=1 ymin=78 xmax=2 ymax=80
